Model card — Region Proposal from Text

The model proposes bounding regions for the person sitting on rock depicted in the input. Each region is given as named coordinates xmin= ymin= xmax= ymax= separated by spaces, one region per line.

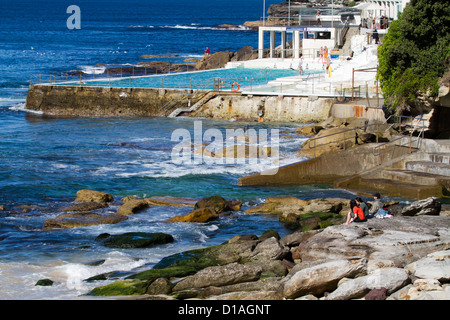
xmin=356 ymin=197 xmax=371 ymax=219
xmin=344 ymin=199 xmax=367 ymax=225
xmin=368 ymin=192 xmax=383 ymax=218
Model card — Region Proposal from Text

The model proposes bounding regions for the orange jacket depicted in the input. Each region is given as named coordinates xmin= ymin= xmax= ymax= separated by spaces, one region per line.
xmin=353 ymin=206 xmax=365 ymax=220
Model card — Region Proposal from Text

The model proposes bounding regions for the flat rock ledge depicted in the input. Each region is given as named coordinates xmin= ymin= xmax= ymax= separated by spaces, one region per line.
xmin=86 ymin=213 xmax=450 ymax=300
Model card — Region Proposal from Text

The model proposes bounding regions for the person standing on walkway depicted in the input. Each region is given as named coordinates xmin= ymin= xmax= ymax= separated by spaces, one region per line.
xmin=373 ymin=29 xmax=379 ymax=44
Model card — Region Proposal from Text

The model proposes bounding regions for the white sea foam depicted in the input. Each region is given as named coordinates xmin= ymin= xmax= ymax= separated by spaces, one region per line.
xmin=8 ymin=102 xmax=44 ymax=114
xmin=160 ymin=24 xmax=252 ymax=31
xmin=51 ymin=163 xmax=81 ymax=171
xmin=79 ymin=66 xmax=106 ymax=75
xmin=0 ymin=97 xmax=25 ymax=107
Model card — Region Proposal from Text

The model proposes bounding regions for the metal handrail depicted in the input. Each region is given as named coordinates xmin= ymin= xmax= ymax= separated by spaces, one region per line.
xmin=307 ymin=122 xmax=387 ymax=158
xmin=306 ymin=115 xmax=428 ymax=158
xmin=372 ymin=115 xmax=427 ymax=158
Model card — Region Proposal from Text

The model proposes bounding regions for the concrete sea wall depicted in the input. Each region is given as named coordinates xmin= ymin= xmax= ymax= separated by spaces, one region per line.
xmin=25 ymin=84 xmax=339 ymax=123
xmin=191 ymin=94 xmax=336 ymax=123
xmin=25 ymin=85 xmax=197 ymax=117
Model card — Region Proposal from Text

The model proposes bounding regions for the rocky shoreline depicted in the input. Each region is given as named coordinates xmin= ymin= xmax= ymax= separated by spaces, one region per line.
xmin=31 ymin=189 xmax=450 ymax=300
xmin=68 ymin=46 xmax=258 ymax=78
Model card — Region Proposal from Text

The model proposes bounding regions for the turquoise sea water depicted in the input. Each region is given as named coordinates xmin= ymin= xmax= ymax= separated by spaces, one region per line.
xmin=0 ymin=0 xmax=361 ymax=299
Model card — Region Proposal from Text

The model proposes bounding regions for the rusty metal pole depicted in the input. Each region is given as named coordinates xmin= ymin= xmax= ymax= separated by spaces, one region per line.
xmin=352 ymin=68 xmax=354 ymax=101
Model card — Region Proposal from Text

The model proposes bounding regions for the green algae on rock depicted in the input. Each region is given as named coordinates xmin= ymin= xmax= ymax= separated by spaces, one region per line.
xmin=95 ymin=232 xmax=174 ymax=249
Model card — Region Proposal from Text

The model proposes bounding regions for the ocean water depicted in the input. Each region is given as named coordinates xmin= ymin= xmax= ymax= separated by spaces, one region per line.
xmin=0 ymin=0 xmax=359 ymax=300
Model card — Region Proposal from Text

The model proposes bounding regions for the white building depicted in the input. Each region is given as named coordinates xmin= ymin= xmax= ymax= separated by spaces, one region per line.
xmin=355 ymin=0 xmax=411 ymax=21
xmin=257 ymin=26 xmax=343 ymax=59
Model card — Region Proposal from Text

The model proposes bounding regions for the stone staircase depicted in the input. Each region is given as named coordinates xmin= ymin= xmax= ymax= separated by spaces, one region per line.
xmin=168 ymin=91 xmax=241 ymax=118
xmin=338 ymin=139 xmax=450 ymax=198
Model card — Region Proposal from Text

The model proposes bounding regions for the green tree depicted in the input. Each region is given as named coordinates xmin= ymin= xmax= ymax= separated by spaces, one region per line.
xmin=377 ymin=0 xmax=450 ymax=115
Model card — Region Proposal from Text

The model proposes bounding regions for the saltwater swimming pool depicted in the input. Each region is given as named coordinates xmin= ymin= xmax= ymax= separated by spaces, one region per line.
xmin=53 ymin=68 xmax=306 ymax=91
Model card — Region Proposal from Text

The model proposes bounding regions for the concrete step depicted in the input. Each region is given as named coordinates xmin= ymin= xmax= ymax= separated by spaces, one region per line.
xmin=379 ymin=169 xmax=449 ymax=186
xmin=425 ymin=153 xmax=450 ymax=164
xmin=434 ymin=140 xmax=450 ymax=152
xmin=405 ymin=161 xmax=450 ymax=176
xmin=355 ymin=177 xmax=443 ymax=199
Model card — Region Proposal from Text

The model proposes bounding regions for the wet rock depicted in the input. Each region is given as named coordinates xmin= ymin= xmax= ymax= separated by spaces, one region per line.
xmin=128 ymin=266 xmax=198 ymax=282
xmin=35 ymin=279 xmax=54 ymax=286
xmin=75 ymin=189 xmax=114 ymax=203
xmin=168 ymin=207 xmax=219 ymax=223
xmin=167 ymin=195 xmax=243 ymax=222
xmin=61 ymin=202 xmax=107 ymax=212
xmin=43 ymin=212 xmax=127 ymax=230
xmin=95 ymin=232 xmax=174 ymax=248
xmin=117 ymin=199 xmax=150 ymax=215
xmin=151 ymin=238 xmax=258 ymax=273
xmin=145 ymin=196 xmax=197 ymax=207
xmin=245 ymin=196 xmax=308 ymax=216
xmin=194 ymin=195 xmax=232 ymax=214
xmin=228 ymin=200 xmax=242 ymax=211
xmin=87 ymin=279 xmax=150 ymax=296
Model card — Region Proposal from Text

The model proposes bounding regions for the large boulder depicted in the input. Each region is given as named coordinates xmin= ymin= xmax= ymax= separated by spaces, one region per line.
xmin=401 ymin=197 xmax=441 ymax=216
xmin=404 ymin=250 xmax=450 ymax=282
xmin=117 ymin=199 xmax=150 ymax=215
xmin=168 ymin=207 xmax=219 ymax=223
xmin=282 ymin=258 xmax=368 ymax=299
xmin=173 ymin=263 xmax=262 ymax=291
xmin=194 ymin=195 xmax=232 ymax=214
xmin=296 ymin=217 xmax=449 ymax=266
xmin=245 ymin=196 xmax=308 ymax=216
xmin=43 ymin=212 xmax=127 ymax=230
xmin=231 ymin=46 xmax=257 ymax=62
xmin=298 ymin=127 xmax=357 ymax=158
xmin=95 ymin=232 xmax=174 ymax=248
xmin=145 ymin=196 xmax=197 ymax=207
xmin=61 ymin=202 xmax=107 ymax=212
xmin=249 ymin=237 xmax=289 ymax=262
xmin=195 ymin=51 xmax=233 ymax=70
xmin=86 ymin=279 xmax=150 ymax=296
xmin=75 ymin=190 xmax=114 ymax=203
xmin=152 ymin=238 xmax=258 ymax=272
xmin=325 ymin=268 xmax=410 ymax=300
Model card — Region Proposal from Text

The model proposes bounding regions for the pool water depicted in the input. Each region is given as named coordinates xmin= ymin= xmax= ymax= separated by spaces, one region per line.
xmin=54 ymin=68 xmax=303 ymax=91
